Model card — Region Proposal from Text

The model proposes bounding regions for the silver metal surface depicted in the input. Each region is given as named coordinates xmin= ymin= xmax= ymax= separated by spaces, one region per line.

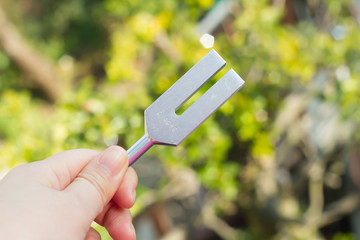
xmin=126 ymin=49 xmax=245 ymax=166
xmin=127 ymin=135 xmax=154 ymax=166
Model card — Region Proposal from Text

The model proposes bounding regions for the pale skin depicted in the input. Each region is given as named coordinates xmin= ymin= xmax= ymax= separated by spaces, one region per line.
xmin=0 ymin=146 xmax=137 ymax=240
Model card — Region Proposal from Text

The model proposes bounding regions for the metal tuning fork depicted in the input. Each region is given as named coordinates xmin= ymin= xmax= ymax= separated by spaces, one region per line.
xmin=126 ymin=49 xmax=245 ymax=166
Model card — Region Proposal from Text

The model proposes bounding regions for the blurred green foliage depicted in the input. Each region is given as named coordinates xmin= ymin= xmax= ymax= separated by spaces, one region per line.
xmin=1 ymin=0 xmax=360 ymax=239
xmin=332 ymin=232 xmax=356 ymax=240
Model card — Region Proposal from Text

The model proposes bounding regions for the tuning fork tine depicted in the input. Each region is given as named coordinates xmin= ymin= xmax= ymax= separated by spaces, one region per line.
xmin=151 ymin=49 xmax=226 ymax=112
xmin=126 ymin=50 xmax=245 ymax=165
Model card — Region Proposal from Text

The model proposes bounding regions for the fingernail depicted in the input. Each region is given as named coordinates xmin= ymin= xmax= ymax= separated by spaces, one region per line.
xmin=98 ymin=146 xmax=128 ymax=175
xmin=129 ymin=224 xmax=136 ymax=239
xmin=132 ymin=189 xmax=137 ymax=203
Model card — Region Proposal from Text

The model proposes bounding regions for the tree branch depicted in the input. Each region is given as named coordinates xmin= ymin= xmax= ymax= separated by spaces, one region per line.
xmin=0 ymin=7 xmax=60 ymax=102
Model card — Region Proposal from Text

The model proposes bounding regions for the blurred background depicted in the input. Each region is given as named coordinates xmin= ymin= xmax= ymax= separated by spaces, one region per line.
xmin=1 ymin=0 xmax=360 ymax=239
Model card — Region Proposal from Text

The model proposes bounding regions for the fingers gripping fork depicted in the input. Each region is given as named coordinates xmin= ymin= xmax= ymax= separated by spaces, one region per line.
xmin=126 ymin=50 xmax=245 ymax=165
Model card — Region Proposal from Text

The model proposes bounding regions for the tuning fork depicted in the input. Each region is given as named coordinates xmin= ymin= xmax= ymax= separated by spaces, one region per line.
xmin=126 ymin=49 xmax=244 ymax=166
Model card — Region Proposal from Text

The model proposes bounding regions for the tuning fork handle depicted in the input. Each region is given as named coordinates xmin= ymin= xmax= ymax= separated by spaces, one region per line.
xmin=127 ymin=135 xmax=154 ymax=166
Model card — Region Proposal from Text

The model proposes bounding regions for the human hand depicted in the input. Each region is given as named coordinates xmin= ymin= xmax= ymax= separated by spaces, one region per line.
xmin=0 ymin=146 xmax=137 ymax=240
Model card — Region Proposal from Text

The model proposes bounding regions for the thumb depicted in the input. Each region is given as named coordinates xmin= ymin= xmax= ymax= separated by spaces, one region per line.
xmin=65 ymin=146 xmax=128 ymax=219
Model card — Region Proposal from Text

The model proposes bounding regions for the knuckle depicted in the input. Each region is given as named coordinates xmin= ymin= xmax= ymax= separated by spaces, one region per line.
xmin=77 ymin=169 xmax=109 ymax=206
xmin=8 ymin=161 xmax=42 ymax=178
